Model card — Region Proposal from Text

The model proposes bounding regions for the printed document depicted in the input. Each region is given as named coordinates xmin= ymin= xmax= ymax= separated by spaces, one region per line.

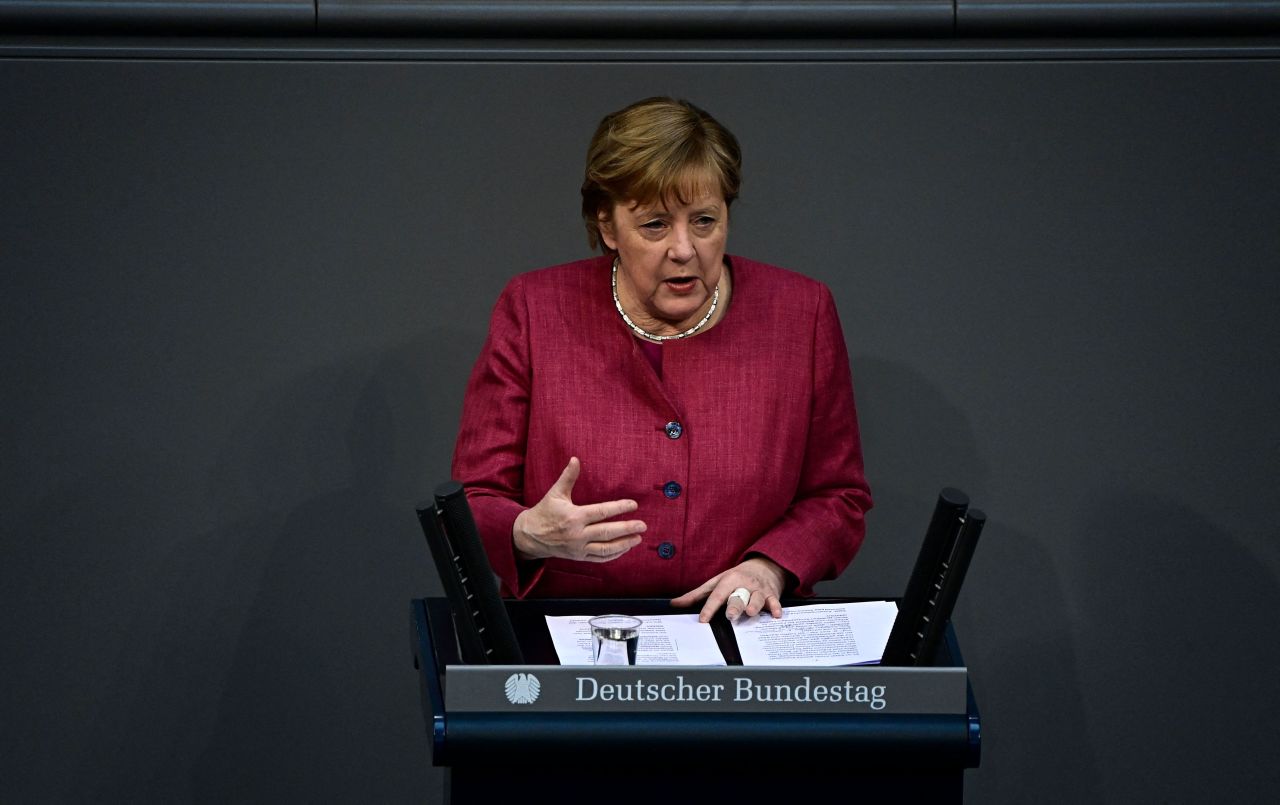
xmin=731 ymin=601 xmax=898 ymax=666
xmin=546 ymin=614 xmax=727 ymax=666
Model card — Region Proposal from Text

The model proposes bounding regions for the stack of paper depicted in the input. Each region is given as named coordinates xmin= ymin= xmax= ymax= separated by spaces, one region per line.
xmin=730 ymin=601 xmax=898 ymax=666
xmin=545 ymin=601 xmax=898 ymax=667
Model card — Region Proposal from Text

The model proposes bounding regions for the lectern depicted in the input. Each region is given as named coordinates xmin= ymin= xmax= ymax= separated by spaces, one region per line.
xmin=410 ymin=596 xmax=981 ymax=803
xmin=412 ymin=484 xmax=983 ymax=802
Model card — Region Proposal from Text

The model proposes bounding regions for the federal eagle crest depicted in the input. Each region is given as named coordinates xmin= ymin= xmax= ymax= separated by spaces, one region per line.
xmin=504 ymin=672 xmax=541 ymax=704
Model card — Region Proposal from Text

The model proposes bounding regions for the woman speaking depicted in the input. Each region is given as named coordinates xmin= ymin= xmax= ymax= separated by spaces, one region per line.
xmin=452 ymin=97 xmax=872 ymax=623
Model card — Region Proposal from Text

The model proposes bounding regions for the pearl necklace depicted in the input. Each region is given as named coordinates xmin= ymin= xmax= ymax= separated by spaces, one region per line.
xmin=611 ymin=258 xmax=720 ymax=343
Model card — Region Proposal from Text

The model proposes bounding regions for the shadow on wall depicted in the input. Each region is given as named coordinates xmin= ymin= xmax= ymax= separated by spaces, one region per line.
xmin=838 ymin=356 xmax=990 ymax=594
xmin=1074 ymin=494 xmax=1280 ymax=801
xmin=844 ymin=356 xmax=1105 ymax=801
xmin=962 ymin=519 xmax=1104 ymax=802
xmin=57 ymin=327 xmax=475 ymax=802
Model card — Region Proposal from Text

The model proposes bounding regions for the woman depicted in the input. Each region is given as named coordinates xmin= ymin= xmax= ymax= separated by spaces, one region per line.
xmin=452 ymin=97 xmax=871 ymax=623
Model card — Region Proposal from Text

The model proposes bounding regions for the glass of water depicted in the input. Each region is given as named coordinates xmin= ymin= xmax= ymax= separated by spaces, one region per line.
xmin=589 ymin=614 xmax=642 ymax=665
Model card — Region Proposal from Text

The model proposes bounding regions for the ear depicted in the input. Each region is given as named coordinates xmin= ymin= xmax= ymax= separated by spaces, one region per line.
xmin=597 ymin=211 xmax=618 ymax=252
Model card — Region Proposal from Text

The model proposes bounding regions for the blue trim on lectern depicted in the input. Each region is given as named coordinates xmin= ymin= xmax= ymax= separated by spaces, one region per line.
xmin=410 ymin=600 xmax=448 ymax=762
xmin=943 ymin=621 xmax=983 ymax=769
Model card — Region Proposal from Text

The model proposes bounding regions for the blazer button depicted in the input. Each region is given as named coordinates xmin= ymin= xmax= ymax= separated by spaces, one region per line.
xmin=657 ymin=541 xmax=676 ymax=559
xmin=664 ymin=421 xmax=683 ymax=439
xmin=662 ymin=481 xmax=682 ymax=499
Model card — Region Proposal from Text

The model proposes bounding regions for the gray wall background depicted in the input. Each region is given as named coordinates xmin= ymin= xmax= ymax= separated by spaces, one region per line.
xmin=2 ymin=48 xmax=1279 ymax=802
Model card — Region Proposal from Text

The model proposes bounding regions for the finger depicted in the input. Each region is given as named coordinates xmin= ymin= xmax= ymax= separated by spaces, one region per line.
xmin=549 ymin=456 xmax=580 ymax=500
xmin=765 ymin=595 xmax=783 ymax=619
xmin=578 ymin=498 xmax=639 ymax=523
xmin=700 ymin=583 xmax=736 ymax=623
xmin=744 ymin=589 xmax=766 ymax=619
xmin=670 ymin=576 xmax=719 ymax=610
xmin=725 ymin=593 xmax=747 ymax=621
xmin=705 ymin=598 xmax=728 ymax=623
xmin=580 ymin=535 xmax=643 ymax=562
xmin=582 ymin=518 xmax=646 ymax=541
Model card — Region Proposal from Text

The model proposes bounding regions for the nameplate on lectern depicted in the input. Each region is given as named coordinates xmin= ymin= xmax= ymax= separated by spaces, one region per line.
xmin=446 ymin=665 xmax=967 ymax=714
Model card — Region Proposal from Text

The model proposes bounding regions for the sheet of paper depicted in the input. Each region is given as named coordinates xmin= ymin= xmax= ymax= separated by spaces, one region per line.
xmin=730 ymin=601 xmax=898 ymax=666
xmin=545 ymin=614 xmax=727 ymax=666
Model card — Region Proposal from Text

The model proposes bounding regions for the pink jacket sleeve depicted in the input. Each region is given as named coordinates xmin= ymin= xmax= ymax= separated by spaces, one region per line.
xmin=743 ymin=285 xmax=871 ymax=596
xmin=450 ymin=275 xmax=546 ymax=597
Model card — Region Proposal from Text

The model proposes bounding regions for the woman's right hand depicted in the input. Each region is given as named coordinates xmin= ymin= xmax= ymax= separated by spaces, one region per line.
xmin=513 ymin=457 xmax=646 ymax=562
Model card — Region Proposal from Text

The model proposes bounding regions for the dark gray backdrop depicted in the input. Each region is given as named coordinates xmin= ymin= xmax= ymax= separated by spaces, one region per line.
xmin=2 ymin=48 xmax=1278 ymax=802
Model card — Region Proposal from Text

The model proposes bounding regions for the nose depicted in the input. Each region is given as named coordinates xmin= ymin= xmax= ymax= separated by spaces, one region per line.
xmin=668 ymin=223 xmax=695 ymax=263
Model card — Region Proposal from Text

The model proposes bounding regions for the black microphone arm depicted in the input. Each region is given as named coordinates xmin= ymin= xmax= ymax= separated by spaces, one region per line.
xmin=416 ymin=481 xmax=524 ymax=665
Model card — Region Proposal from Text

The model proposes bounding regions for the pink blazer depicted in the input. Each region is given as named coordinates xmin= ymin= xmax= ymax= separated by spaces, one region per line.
xmin=452 ymin=255 xmax=872 ymax=598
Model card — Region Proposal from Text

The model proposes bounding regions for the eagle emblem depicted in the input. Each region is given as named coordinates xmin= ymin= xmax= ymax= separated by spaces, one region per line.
xmin=504 ymin=672 xmax=541 ymax=705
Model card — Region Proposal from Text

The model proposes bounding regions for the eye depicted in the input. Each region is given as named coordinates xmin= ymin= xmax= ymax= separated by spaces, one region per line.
xmin=640 ymin=220 xmax=668 ymax=233
xmin=693 ymin=215 xmax=717 ymax=229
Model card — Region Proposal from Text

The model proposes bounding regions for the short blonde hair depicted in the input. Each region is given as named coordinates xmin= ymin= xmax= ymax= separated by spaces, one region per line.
xmin=581 ymin=97 xmax=742 ymax=253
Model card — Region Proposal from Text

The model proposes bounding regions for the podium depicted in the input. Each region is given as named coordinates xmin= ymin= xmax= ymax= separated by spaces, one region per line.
xmin=410 ymin=597 xmax=981 ymax=803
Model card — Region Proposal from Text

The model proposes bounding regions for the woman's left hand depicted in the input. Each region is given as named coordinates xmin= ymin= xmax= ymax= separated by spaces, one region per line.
xmin=670 ymin=556 xmax=787 ymax=623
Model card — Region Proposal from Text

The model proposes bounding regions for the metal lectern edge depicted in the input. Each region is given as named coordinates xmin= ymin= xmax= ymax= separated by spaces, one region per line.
xmin=409 ymin=600 xmax=447 ymax=762
xmin=944 ymin=624 xmax=982 ymax=769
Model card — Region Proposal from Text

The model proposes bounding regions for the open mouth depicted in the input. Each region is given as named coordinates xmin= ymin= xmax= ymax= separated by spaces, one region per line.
xmin=663 ymin=276 xmax=698 ymax=292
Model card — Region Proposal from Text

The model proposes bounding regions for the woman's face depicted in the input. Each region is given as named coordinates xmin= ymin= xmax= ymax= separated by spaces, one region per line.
xmin=600 ymin=188 xmax=729 ymax=335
